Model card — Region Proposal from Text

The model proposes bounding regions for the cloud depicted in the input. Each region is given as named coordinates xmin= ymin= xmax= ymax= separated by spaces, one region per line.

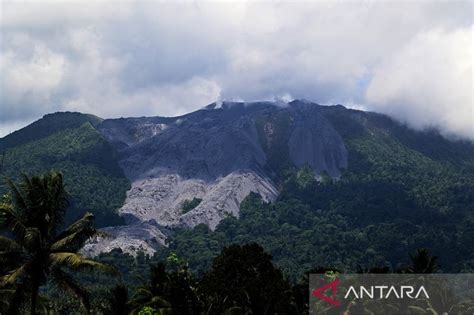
xmin=0 ymin=1 xmax=472 ymax=139
xmin=366 ymin=27 xmax=473 ymax=139
xmin=1 ymin=37 xmax=66 ymax=120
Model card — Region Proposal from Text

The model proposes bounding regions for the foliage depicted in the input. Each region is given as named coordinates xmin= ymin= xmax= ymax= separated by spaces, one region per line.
xmin=181 ymin=198 xmax=202 ymax=214
xmin=100 ymin=284 xmax=130 ymax=315
xmin=37 ymin=238 xmax=444 ymax=314
xmin=0 ymin=172 xmax=116 ymax=314
xmin=0 ymin=118 xmax=129 ymax=227
xmin=129 ymin=259 xmax=199 ymax=315
xmin=138 ymin=306 xmax=159 ymax=315
xmin=1 ymin=107 xmax=474 ymax=313
xmin=405 ymin=248 xmax=440 ymax=274
xmin=0 ymin=112 xmax=102 ymax=151
xmin=200 ymin=243 xmax=295 ymax=314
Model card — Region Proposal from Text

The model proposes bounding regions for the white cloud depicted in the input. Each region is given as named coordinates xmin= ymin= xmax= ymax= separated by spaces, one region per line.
xmin=1 ymin=39 xmax=66 ymax=119
xmin=366 ymin=27 xmax=473 ymax=139
xmin=63 ymin=76 xmax=221 ymax=118
xmin=0 ymin=1 xmax=472 ymax=139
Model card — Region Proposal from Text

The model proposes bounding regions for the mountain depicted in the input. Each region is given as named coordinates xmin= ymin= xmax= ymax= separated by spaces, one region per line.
xmin=1 ymin=101 xmax=473 ymax=273
xmin=88 ymin=101 xmax=350 ymax=254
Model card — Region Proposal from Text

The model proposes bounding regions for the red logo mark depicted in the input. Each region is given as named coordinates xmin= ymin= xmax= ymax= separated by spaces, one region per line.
xmin=312 ymin=278 xmax=341 ymax=307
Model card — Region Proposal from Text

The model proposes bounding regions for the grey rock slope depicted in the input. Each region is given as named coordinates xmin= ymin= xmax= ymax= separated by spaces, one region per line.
xmin=85 ymin=100 xmax=348 ymax=255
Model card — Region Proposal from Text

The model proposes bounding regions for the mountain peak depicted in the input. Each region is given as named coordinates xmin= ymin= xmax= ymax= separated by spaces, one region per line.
xmin=0 ymin=111 xmax=103 ymax=150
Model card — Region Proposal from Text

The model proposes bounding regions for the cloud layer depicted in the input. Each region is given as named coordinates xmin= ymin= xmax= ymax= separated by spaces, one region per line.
xmin=1 ymin=1 xmax=472 ymax=139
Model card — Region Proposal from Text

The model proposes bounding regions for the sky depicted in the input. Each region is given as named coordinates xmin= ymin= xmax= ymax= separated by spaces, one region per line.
xmin=1 ymin=1 xmax=473 ymax=140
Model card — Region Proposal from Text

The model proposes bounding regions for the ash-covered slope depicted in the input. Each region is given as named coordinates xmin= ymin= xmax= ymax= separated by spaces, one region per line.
xmin=84 ymin=100 xmax=349 ymax=255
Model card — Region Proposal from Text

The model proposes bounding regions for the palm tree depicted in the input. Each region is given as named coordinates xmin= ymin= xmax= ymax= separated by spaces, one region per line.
xmin=129 ymin=263 xmax=173 ymax=315
xmin=406 ymin=248 xmax=440 ymax=274
xmin=199 ymin=243 xmax=295 ymax=315
xmin=100 ymin=284 xmax=130 ymax=315
xmin=129 ymin=260 xmax=202 ymax=315
xmin=0 ymin=172 xmax=116 ymax=314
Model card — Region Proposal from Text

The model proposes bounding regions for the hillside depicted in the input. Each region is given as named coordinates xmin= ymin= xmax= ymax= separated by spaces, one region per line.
xmin=1 ymin=102 xmax=473 ymax=277
xmin=0 ymin=112 xmax=103 ymax=150
xmin=0 ymin=112 xmax=130 ymax=227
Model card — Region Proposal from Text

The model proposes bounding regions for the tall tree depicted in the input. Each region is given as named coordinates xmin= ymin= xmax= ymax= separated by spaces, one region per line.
xmin=199 ymin=243 xmax=295 ymax=315
xmin=406 ymin=248 xmax=440 ymax=273
xmin=101 ymin=284 xmax=130 ymax=315
xmin=129 ymin=259 xmax=201 ymax=315
xmin=0 ymin=172 xmax=115 ymax=314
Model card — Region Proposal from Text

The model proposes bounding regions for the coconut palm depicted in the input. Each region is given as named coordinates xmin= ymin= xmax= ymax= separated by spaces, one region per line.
xmin=100 ymin=284 xmax=130 ymax=315
xmin=129 ymin=258 xmax=204 ymax=315
xmin=129 ymin=263 xmax=173 ymax=315
xmin=0 ymin=172 xmax=115 ymax=314
xmin=406 ymin=248 xmax=439 ymax=274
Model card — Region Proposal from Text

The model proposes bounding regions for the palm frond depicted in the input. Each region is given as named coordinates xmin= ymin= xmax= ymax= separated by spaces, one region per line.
xmin=36 ymin=294 xmax=51 ymax=315
xmin=129 ymin=299 xmax=172 ymax=315
xmin=55 ymin=212 xmax=95 ymax=241
xmin=50 ymin=267 xmax=91 ymax=312
xmin=0 ymin=288 xmax=17 ymax=307
xmin=134 ymin=288 xmax=154 ymax=298
xmin=6 ymin=178 xmax=28 ymax=214
xmin=148 ymin=296 xmax=172 ymax=308
xmin=0 ymin=284 xmax=28 ymax=315
xmin=0 ymin=263 xmax=29 ymax=286
xmin=49 ymin=252 xmax=117 ymax=275
xmin=0 ymin=204 xmax=28 ymax=244
xmin=23 ymin=227 xmax=42 ymax=251
xmin=0 ymin=236 xmax=20 ymax=251
xmin=19 ymin=173 xmax=32 ymax=189
xmin=0 ymin=296 xmax=8 ymax=310
xmin=50 ymin=228 xmax=97 ymax=253
xmin=44 ymin=172 xmax=68 ymax=236
xmin=0 ymin=250 xmax=26 ymax=268
xmin=104 ymin=284 xmax=129 ymax=315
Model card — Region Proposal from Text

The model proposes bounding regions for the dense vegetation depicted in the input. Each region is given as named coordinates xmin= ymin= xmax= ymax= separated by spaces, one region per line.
xmin=181 ymin=198 xmax=203 ymax=214
xmin=1 ymin=107 xmax=473 ymax=313
xmin=0 ymin=112 xmax=103 ymax=151
xmin=0 ymin=113 xmax=129 ymax=227
xmin=0 ymin=174 xmax=300 ymax=314
xmin=0 ymin=172 xmax=115 ymax=314
xmin=0 ymin=171 xmax=464 ymax=314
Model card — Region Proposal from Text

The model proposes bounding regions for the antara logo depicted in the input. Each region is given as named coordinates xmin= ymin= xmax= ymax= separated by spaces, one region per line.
xmin=312 ymin=279 xmax=430 ymax=307
xmin=312 ymin=279 xmax=341 ymax=307
xmin=344 ymin=285 xmax=430 ymax=299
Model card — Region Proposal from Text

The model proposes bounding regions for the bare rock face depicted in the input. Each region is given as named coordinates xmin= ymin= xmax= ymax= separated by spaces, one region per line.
xmin=98 ymin=117 xmax=173 ymax=149
xmin=287 ymin=101 xmax=348 ymax=177
xmin=85 ymin=101 xmax=349 ymax=255
xmin=118 ymin=170 xmax=277 ymax=230
xmin=81 ymin=221 xmax=167 ymax=257
xmin=179 ymin=170 xmax=278 ymax=229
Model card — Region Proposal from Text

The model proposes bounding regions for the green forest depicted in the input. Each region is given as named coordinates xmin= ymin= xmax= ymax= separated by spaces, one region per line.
xmin=0 ymin=172 xmax=448 ymax=314
xmin=0 ymin=113 xmax=130 ymax=227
